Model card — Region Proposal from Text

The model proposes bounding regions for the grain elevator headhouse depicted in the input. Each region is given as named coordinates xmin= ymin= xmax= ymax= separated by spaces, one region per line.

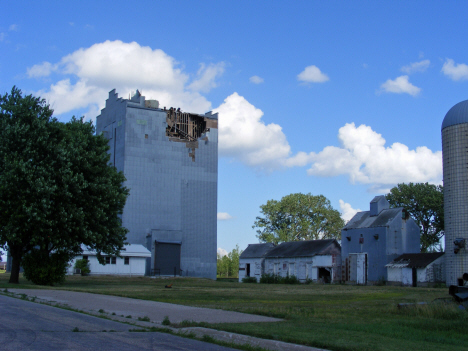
xmin=96 ymin=89 xmax=218 ymax=279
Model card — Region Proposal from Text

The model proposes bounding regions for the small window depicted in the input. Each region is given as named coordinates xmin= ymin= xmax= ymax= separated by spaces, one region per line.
xmin=124 ymin=257 xmax=129 ymax=265
xmin=105 ymin=257 xmax=110 ymax=264
xmin=145 ymin=134 xmax=148 ymax=139
xmin=111 ymin=257 xmax=116 ymax=264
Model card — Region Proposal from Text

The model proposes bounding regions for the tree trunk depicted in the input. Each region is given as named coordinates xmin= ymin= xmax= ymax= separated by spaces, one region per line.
xmin=8 ymin=246 xmax=22 ymax=284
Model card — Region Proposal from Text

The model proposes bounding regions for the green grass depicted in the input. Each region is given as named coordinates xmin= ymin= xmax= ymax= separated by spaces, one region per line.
xmin=0 ymin=274 xmax=466 ymax=351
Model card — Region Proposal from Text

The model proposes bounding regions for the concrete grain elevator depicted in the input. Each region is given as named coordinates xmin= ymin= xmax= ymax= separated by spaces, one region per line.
xmin=442 ymin=100 xmax=468 ymax=286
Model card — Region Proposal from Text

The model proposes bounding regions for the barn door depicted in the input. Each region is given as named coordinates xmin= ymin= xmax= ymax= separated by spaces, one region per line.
xmin=356 ymin=253 xmax=367 ymax=285
xmin=412 ymin=267 xmax=417 ymax=287
xmin=349 ymin=253 xmax=367 ymax=285
xmin=155 ymin=242 xmax=181 ymax=276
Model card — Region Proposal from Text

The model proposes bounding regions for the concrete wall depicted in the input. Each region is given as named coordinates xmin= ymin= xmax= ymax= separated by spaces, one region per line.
xmin=442 ymin=123 xmax=468 ymax=286
xmin=96 ymin=90 xmax=218 ymax=279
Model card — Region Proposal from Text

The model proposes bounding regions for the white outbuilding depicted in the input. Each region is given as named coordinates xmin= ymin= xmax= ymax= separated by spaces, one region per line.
xmin=386 ymin=252 xmax=445 ymax=287
xmin=263 ymin=239 xmax=342 ymax=283
xmin=238 ymin=243 xmax=276 ymax=282
xmin=68 ymin=244 xmax=151 ymax=276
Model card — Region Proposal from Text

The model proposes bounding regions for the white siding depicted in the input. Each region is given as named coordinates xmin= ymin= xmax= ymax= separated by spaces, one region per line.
xmin=68 ymin=255 xmax=147 ymax=276
xmin=263 ymin=255 xmax=336 ymax=282
xmin=239 ymin=258 xmax=263 ymax=282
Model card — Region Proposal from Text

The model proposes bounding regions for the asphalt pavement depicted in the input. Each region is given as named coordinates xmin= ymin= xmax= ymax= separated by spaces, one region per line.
xmin=3 ymin=289 xmax=328 ymax=351
xmin=0 ymin=294 xmax=238 ymax=351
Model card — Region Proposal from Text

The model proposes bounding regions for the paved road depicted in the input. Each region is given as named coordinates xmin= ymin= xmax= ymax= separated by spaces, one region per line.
xmin=8 ymin=289 xmax=282 ymax=324
xmin=0 ymin=294 xmax=239 ymax=351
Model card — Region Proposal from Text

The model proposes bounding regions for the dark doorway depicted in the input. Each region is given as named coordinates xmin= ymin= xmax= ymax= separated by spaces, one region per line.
xmin=412 ymin=267 xmax=417 ymax=287
xmin=318 ymin=267 xmax=331 ymax=283
xmin=246 ymin=264 xmax=251 ymax=277
xmin=155 ymin=242 xmax=181 ymax=275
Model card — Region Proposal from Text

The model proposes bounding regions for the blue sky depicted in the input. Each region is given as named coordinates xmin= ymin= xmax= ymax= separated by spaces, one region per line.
xmin=2 ymin=1 xmax=468 ymax=260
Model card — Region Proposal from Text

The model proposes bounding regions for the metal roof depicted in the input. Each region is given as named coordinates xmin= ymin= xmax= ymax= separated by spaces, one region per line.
xmin=239 ymin=243 xmax=276 ymax=259
xmin=263 ymin=239 xmax=338 ymax=258
xmin=343 ymin=208 xmax=402 ymax=230
xmin=442 ymin=99 xmax=468 ymax=130
xmin=370 ymin=195 xmax=385 ymax=203
xmin=386 ymin=252 xmax=444 ymax=268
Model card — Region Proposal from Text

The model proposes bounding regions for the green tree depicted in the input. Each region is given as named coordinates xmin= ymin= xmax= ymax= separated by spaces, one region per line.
xmin=0 ymin=87 xmax=129 ymax=284
xmin=253 ymin=193 xmax=344 ymax=244
xmin=228 ymin=245 xmax=241 ymax=277
xmin=386 ymin=182 xmax=444 ymax=252
xmin=217 ymin=245 xmax=242 ymax=278
xmin=74 ymin=258 xmax=91 ymax=276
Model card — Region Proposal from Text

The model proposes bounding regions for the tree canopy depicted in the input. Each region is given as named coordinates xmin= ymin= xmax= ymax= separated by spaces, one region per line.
xmin=217 ymin=245 xmax=242 ymax=278
xmin=253 ymin=193 xmax=344 ymax=244
xmin=0 ymin=87 xmax=129 ymax=284
xmin=386 ymin=182 xmax=444 ymax=252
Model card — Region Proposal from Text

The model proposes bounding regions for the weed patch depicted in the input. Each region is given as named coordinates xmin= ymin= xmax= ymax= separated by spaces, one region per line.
xmin=162 ymin=316 xmax=171 ymax=326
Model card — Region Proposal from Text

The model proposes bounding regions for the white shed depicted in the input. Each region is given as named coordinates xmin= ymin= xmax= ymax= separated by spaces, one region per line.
xmin=263 ymin=239 xmax=342 ymax=283
xmin=386 ymin=252 xmax=445 ymax=287
xmin=68 ymin=244 xmax=151 ymax=276
xmin=238 ymin=243 xmax=276 ymax=282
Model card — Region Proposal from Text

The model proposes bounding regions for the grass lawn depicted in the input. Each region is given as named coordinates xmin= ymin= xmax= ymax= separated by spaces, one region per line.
xmin=0 ymin=274 xmax=466 ymax=351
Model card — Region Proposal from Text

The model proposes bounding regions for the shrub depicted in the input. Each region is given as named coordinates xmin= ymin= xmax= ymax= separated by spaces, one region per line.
xmin=284 ymin=275 xmax=300 ymax=284
xmin=260 ymin=273 xmax=279 ymax=284
xmin=260 ymin=273 xmax=300 ymax=284
xmin=162 ymin=316 xmax=171 ymax=325
xmin=22 ymin=250 xmax=69 ymax=286
xmin=242 ymin=276 xmax=258 ymax=283
xmin=74 ymin=259 xmax=90 ymax=276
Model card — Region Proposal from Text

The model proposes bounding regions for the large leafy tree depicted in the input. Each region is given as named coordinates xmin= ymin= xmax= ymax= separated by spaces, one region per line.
xmin=0 ymin=87 xmax=129 ymax=284
xmin=386 ymin=182 xmax=444 ymax=252
xmin=253 ymin=193 xmax=344 ymax=244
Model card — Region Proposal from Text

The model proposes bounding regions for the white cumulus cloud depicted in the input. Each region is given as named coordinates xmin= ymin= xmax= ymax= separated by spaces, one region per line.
xmin=188 ymin=62 xmax=225 ymax=93
xmin=217 ymin=212 xmax=233 ymax=221
xmin=401 ymin=59 xmax=430 ymax=74
xmin=297 ymin=65 xmax=329 ymax=83
xmin=379 ymin=75 xmax=421 ymax=96
xmin=307 ymin=123 xmax=442 ymax=190
xmin=249 ymin=75 xmax=264 ymax=84
xmin=27 ymin=40 xmax=224 ymax=118
xmin=214 ymin=92 xmax=292 ymax=170
xmin=27 ymin=62 xmax=57 ymax=78
xmin=339 ymin=200 xmax=361 ymax=222
xmin=442 ymin=58 xmax=468 ymax=81
xmin=217 ymin=248 xmax=228 ymax=257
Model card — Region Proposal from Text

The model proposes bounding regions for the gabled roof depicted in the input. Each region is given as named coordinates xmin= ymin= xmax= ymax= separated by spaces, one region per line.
xmin=263 ymin=239 xmax=338 ymax=258
xmin=240 ymin=243 xmax=276 ymax=259
xmin=342 ymin=208 xmax=402 ymax=230
xmin=385 ymin=252 xmax=444 ymax=268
